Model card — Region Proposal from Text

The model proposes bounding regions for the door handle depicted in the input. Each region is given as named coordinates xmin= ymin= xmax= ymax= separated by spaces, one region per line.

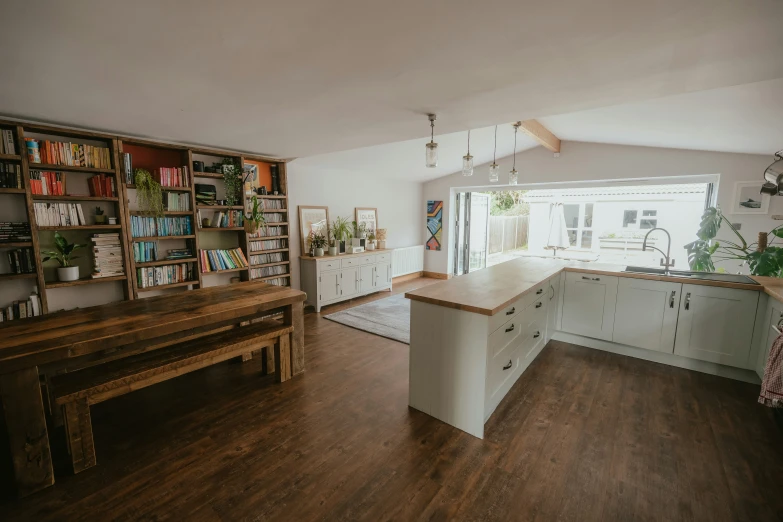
xmin=503 ymin=360 xmax=512 ymax=370
xmin=536 ymin=288 xmax=544 ymax=295
xmin=684 ymin=292 xmax=691 ymax=310
xmin=533 ymin=331 xmax=541 ymax=338
xmin=505 ymin=324 xmax=515 ymax=333
xmin=669 ymin=290 xmax=676 ymax=308
xmin=535 ymin=302 xmax=542 ymax=308
xmin=549 ymin=285 xmax=555 ymax=300
xmin=581 ymin=276 xmax=600 ymax=281
xmin=506 ymin=307 xmax=515 ymax=316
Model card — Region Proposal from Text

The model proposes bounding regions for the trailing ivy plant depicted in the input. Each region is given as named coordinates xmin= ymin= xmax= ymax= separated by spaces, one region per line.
xmin=134 ymin=168 xmax=165 ymax=217
xmin=221 ymin=158 xmax=243 ymax=206
xmin=686 ymin=206 xmax=783 ymax=277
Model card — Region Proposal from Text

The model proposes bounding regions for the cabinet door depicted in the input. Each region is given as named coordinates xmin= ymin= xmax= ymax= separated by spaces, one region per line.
xmin=341 ymin=267 xmax=359 ymax=298
xmin=545 ymin=276 xmax=561 ymax=342
xmin=377 ymin=261 xmax=392 ymax=288
xmin=320 ymin=270 xmax=340 ymax=302
xmin=613 ymin=278 xmax=681 ymax=353
xmin=758 ymin=299 xmax=783 ymax=377
xmin=673 ymin=284 xmax=759 ymax=368
xmin=560 ymin=272 xmax=618 ymax=341
xmin=359 ymin=265 xmax=374 ymax=294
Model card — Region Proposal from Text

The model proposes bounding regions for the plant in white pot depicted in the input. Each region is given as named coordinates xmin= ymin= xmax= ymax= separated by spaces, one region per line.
xmin=42 ymin=232 xmax=85 ymax=282
xmin=366 ymin=230 xmax=376 ymax=250
xmin=331 ymin=216 xmax=352 ymax=254
xmin=309 ymin=230 xmax=327 ymax=257
xmin=328 ymin=228 xmax=338 ymax=256
xmin=376 ymin=228 xmax=387 ymax=250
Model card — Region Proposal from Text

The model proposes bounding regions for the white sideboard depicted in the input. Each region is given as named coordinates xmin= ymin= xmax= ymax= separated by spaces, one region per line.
xmin=300 ymin=251 xmax=392 ymax=312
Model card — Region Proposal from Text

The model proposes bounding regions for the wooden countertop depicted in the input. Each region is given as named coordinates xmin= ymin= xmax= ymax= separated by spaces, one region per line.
xmin=299 ymin=249 xmax=392 ymax=261
xmin=405 ymin=257 xmax=776 ymax=316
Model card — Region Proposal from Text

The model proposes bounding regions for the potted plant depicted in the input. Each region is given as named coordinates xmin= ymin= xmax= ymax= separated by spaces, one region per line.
xmin=331 ymin=216 xmax=352 ymax=254
xmin=42 ymin=232 xmax=85 ymax=282
xmin=366 ymin=230 xmax=376 ymax=250
xmin=134 ymin=168 xmax=165 ymax=217
xmin=244 ymin=195 xmax=267 ymax=234
xmin=351 ymin=221 xmax=367 ymax=248
xmin=376 ymin=228 xmax=387 ymax=250
xmin=328 ymin=229 xmax=338 ymax=256
xmin=221 ymin=158 xmax=243 ymax=206
xmin=309 ymin=230 xmax=327 ymax=257
xmin=94 ymin=206 xmax=106 ymax=225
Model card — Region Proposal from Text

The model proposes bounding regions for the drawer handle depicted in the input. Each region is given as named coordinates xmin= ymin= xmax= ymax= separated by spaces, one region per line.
xmin=684 ymin=292 xmax=691 ymax=311
xmin=506 ymin=307 xmax=515 ymax=316
xmin=533 ymin=331 xmax=541 ymax=338
xmin=669 ymin=290 xmax=676 ymax=308
xmin=581 ymin=276 xmax=600 ymax=281
xmin=535 ymin=302 xmax=542 ymax=308
xmin=536 ymin=288 xmax=544 ymax=295
xmin=503 ymin=360 xmax=512 ymax=371
xmin=505 ymin=324 xmax=515 ymax=333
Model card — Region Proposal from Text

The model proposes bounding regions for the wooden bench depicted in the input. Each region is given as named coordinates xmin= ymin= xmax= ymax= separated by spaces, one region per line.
xmin=51 ymin=322 xmax=293 ymax=474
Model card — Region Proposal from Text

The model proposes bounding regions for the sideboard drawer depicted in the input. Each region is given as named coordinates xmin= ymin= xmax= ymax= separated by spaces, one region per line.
xmin=489 ymin=312 xmax=523 ymax=359
xmin=341 ymin=257 xmax=360 ymax=268
xmin=318 ymin=259 xmax=341 ymax=272
xmin=359 ymin=254 xmax=377 ymax=265
xmin=375 ymin=252 xmax=391 ymax=263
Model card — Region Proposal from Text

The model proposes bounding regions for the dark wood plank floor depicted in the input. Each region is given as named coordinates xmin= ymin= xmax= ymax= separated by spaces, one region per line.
xmin=1 ymin=278 xmax=782 ymax=521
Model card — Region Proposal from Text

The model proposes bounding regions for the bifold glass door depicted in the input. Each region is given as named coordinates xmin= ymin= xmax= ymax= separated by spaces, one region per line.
xmin=453 ymin=192 xmax=491 ymax=275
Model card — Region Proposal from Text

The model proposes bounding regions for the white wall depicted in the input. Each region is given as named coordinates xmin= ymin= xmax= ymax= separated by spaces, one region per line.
xmin=287 ymin=161 xmax=424 ymax=290
xmin=424 ymin=141 xmax=778 ymax=275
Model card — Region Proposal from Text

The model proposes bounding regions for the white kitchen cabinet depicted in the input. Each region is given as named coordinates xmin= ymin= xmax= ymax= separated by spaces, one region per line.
xmin=545 ymin=273 xmax=561 ymax=342
xmin=613 ymin=278 xmax=681 ymax=353
xmin=560 ymin=272 xmax=618 ymax=341
xmin=359 ymin=265 xmax=375 ymax=294
xmin=377 ymin=261 xmax=392 ymax=287
xmin=340 ymin=266 xmax=360 ymax=299
xmin=673 ymin=284 xmax=759 ymax=368
xmin=319 ymin=270 xmax=340 ymax=303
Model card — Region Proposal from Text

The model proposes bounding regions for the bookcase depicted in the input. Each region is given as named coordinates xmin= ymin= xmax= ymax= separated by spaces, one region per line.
xmin=0 ymin=118 xmax=289 ymax=319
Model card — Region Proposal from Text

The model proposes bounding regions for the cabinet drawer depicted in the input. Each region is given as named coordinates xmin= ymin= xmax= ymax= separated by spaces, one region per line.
xmin=318 ymin=259 xmax=341 ymax=272
xmin=375 ymin=252 xmax=390 ymax=263
xmin=359 ymin=255 xmax=377 ymax=265
xmin=486 ymin=340 xmax=521 ymax=405
xmin=489 ymin=313 xmax=524 ymax=358
xmin=489 ymin=281 xmax=548 ymax=333
xmin=341 ymin=257 xmax=360 ymax=268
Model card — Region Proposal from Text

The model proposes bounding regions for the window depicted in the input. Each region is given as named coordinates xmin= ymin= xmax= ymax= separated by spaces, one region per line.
xmin=562 ymin=203 xmax=594 ymax=250
xmin=623 ymin=210 xmax=637 ymax=227
xmin=641 ymin=210 xmax=657 ymax=229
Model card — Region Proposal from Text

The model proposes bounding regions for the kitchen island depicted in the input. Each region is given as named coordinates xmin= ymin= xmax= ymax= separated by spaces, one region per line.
xmin=406 ymin=257 xmax=778 ymax=438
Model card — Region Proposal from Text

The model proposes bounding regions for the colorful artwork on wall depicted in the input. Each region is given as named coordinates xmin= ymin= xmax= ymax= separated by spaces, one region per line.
xmin=426 ymin=200 xmax=443 ymax=251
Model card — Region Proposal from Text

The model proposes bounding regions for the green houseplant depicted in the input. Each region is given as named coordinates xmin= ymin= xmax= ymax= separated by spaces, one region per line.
xmin=94 ymin=206 xmax=106 ymax=224
xmin=366 ymin=230 xmax=376 ymax=251
xmin=331 ymin=216 xmax=352 ymax=254
xmin=244 ymin=195 xmax=267 ymax=234
xmin=41 ymin=231 xmax=86 ymax=282
xmin=686 ymin=206 xmax=783 ymax=277
xmin=134 ymin=168 xmax=165 ymax=217
xmin=308 ymin=230 xmax=327 ymax=257
xmin=221 ymin=158 xmax=243 ymax=206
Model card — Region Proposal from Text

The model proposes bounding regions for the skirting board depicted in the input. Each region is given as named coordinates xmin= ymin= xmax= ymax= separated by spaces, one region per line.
xmin=422 ymin=271 xmax=450 ymax=280
xmin=551 ymin=331 xmax=761 ymax=384
xmin=392 ymin=272 xmax=423 ymax=284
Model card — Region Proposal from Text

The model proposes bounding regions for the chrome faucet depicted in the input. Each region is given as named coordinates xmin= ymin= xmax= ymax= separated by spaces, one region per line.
xmin=642 ymin=228 xmax=674 ymax=274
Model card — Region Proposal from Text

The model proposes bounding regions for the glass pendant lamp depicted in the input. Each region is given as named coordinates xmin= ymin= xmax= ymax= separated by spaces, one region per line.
xmin=462 ymin=130 xmax=474 ymax=176
xmin=509 ymin=122 xmax=520 ymax=185
xmin=489 ymin=125 xmax=499 ymax=182
xmin=425 ymin=114 xmax=438 ymax=168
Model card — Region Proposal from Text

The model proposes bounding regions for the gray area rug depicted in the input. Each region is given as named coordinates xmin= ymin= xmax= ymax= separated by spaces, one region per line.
xmin=324 ymin=293 xmax=411 ymax=344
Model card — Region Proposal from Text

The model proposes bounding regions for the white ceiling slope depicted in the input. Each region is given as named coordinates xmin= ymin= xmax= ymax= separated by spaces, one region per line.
xmin=0 ymin=0 xmax=781 ymax=158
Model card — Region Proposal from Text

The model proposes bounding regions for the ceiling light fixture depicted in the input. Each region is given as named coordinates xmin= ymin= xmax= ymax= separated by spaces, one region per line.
xmin=425 ymin=114 xmax=438 ymax=168
xmin=462 ymin=129 xmax=474 ymax=176
xmin=760 ymin=150 xmax=783 ymax=196
xmin=489 ymin=126 xmax=499 ymax=183
xmin=509 ymin=122 xmax=520 ymax=185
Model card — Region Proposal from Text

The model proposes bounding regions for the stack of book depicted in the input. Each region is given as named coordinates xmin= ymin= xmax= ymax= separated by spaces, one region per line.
xmin=248 ymin=238 xmax=288 ymax=251
xmin=91 ymin=233 xmax=125 ymax=279
xmin=29 ymin=170 xmax=64 ymax=195
xmin=251 ymin=264 xmax=288 ymax=278
xmin=166 ymin=193 xmax=190 ymax=211
xmin=88 ymin=173 xmax=116 ymax=197
xmin=250 ymin=225 xmax=283 ymax=238
xmin=1 ymin=295 xmax=42 ymax=322
xmin=133 ymin=241 xmax=158 ymax=263
xmin=198 ymin=209 xmax=243 ymax=228
xmin=0 ymin=222 xmax=32 ymax=243
xmin=264 ymin=213 xmax=284 ymax=223
xmin=6 ymin=248 xmax=35 ymax=273
xmin=1 ymin=129 xmax=16 ymax=155
xmin=200 ymin=248 xmax=248 ymax=273
xmin=249 ymin=252 xmax=285 ymax=265
xmin=155 ymin=166 xmax=190 ymax=188
xmin=260 ymin=199 xmax=284 ymax=210
xmin=137 ymin=262 xmax=195 ymax=289
xmin=25 ymin=138 xmax=111 ymax=169
xmin=33 ymin=203 xmax=87 ymax=227
xmin=130 ymin=216 xmax=192 ymax=237
xmin=0 ymin=162 xmax=22 ymax=189
xmin=166 ymin=248 xmax=193 ymax=260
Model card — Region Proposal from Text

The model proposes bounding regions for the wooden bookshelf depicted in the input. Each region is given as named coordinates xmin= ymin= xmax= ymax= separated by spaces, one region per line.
xmin=0 ymin=272 xmax=37 ymax=282
xmin=135 ymin=257 xmax=198 ymax=268
xmin=45 ymin=275 xmax=127 ymax=289
xmin=32 ymin=194 xmax=119 ymax=202
xmin=28 ymin=163 xmax=115 ymax=174
xmin=0 ymin=188 xmax=25 ymax=194
xmin=137 ymin=280 xmax=198 ymax=292
xmin=0 ymin=153 xmax=22 ymax=161
xmin=0 ymin=241 xmax=33 ymax=248
xmin=202 ymin=267 xmax=248 ymax=275
xmin=199 ymin=227 xmax=244 ymax=232
xmin=131 ymin=235 xmax=196 ymax=242
xmin=38 ymin=225 xmax=123 ymax=231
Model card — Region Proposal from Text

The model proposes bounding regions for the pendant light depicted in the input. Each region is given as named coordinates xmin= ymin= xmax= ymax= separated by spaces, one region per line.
xmin=425 ymin=114 xmax=438 ymax=168
xmin=760 ymin=150 xmax=783 ymax=195
xmin=489 ymin=125 xmax=499 ymax=182
xmin=462 ymin=129 xmax=474 ymax=176
xmin=509 ymin=122 xmax=520 ymax=185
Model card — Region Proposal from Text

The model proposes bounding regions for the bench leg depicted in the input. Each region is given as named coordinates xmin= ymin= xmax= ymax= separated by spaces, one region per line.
xmin=62 ymin=399 xmax=96 ymax=474
xmin=274 ymin=335 xmax=291 ymax=383
xmin=241 ymin=352 xmax=253 ymax=362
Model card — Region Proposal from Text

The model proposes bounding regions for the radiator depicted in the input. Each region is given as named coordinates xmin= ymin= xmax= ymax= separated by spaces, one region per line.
xmin=392 ymin=245 xmax=424 ymax=277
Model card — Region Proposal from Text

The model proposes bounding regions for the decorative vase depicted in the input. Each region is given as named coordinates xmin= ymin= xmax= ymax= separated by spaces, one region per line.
xmin=328 ymin=246 xmax=338 ymax=256
xmin=244 ymin=220 xmax=259 ymax=234
xmin=367 ymin=241 xmax=376 ymax=251
xmin=377 ymin=240 xmax=386 ymax=250
xmin=94 ymin=215 xmax=106 ymax=225
xmin=314 ymin=248 xmax=324 ymax=257
xmin=57 ymin=266 xmax=79 ymax=282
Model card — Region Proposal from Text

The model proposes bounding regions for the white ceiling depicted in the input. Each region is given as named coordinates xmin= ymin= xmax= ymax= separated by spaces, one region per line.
xmin=0 ymin=0 xmax=782 ymax=158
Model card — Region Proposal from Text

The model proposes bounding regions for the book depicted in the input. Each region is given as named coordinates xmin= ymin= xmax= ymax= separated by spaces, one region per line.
xmin=1 ymin=129 xmax=16 ymax=155
xmin=200 ymin=248 xmax=248 ymax=273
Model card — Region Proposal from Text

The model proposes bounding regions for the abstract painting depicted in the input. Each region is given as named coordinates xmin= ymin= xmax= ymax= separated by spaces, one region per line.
xmin=426 ymin=200 xmax=443 ymax=251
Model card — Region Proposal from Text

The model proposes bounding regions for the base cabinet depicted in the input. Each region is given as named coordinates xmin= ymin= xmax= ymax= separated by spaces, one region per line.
xmin=613 ymin=278 xmax=681 ymax=353
xmin=560 ymin=272 xmax=618 ymax=341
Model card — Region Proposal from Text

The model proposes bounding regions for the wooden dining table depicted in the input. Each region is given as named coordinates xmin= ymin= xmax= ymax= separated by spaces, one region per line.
xmin=0 ymin=281 xmax=306 ymax=498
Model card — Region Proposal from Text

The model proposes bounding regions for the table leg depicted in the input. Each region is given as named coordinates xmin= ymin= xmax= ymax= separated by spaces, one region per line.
xmin=284 ymin=301 xmax=305 ymax=376
xmin=0 ymin=367 xmax=54 ymax=497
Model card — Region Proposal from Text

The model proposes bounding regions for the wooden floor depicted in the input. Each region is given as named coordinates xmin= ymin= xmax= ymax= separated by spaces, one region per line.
xmin=1 ymin=278 xmax=782 ymax=521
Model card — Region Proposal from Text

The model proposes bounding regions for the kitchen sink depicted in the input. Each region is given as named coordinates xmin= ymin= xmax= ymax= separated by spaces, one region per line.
xmin=623 ymin=266 xmax=760 ymax=285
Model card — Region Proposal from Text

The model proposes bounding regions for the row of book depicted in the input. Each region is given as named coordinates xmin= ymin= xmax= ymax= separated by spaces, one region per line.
xmin=200 ymin=248 xmax=249 ymax=273
xmin=1 ymin=129 xmax=16 ymax=155
xmin=137 ymin=263 xmax=196 ymax=289
xmin=166 ymin=192 xmax=190 ymax=211
xmin=198 ymin=210 xmax=244 ymax=228
xmin=0 ymin=294 xmax=42 ymax=322
xmin=134 ymin=241 xmax=158 ymax=263
xmin=0 ymin=162 xmax=22 ymax=189
xmin=249 ymin=252 xmax=285 ymax=265
xmin=248 ymin=238 xmax=288 ymax=251
xmin=33 ymin=203 xmax=88 ymax=227
xmin=250 ymin=272 xmax=289 ymax=285
xmin=0 ymin=222 xmax=32 ymax=243
xmin=121 ymin=153 xmax=133 ymax=184
xmin=91 ymin=234 xmax=124 ymax=279
xmin=87 ymin=173 xmax=116 ymax=197
xmin=260 ymin=198 xmax=285 ymax=210
xmin=264 ymin=213 xmax=285 ymax=223
xmin=155 ymin=166 xmax=190 ymax=188
xmin=252 ymin=264 xmax=288 ymax=278
xmin=6 ymin=248 xmax=35 ymax=274
xmin=250 ymin=225 xmax=285 ymax=238
xmin=29 ymin=170 xmax=64 ymax=195
xmin=26 ymin=138 xmax=111 ymax=169
xmin=130 ymin=216 xmax=192 ymax=238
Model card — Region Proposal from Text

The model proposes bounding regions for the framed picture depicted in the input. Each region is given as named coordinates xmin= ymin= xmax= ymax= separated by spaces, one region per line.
xmin=298 ymin=206 xmax=330 ymax=255
xmin=243 ymin=164 xmax=258 ymax=195
xmin=426 ymin=200 xmax=443 ymax=251
xmin=355 ymin=207 xmax=378 ymax=235
xmin=730 ymin=182 xmax=769 ymax=215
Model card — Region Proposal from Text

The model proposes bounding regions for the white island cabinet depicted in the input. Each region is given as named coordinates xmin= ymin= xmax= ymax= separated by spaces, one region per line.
xmin=300 ymin=251 xmax=392 ymax=312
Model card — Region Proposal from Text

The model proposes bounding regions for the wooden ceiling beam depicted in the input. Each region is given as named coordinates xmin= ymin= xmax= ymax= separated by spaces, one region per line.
xmin=519 ymin=119 xmax=561 ymax=153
